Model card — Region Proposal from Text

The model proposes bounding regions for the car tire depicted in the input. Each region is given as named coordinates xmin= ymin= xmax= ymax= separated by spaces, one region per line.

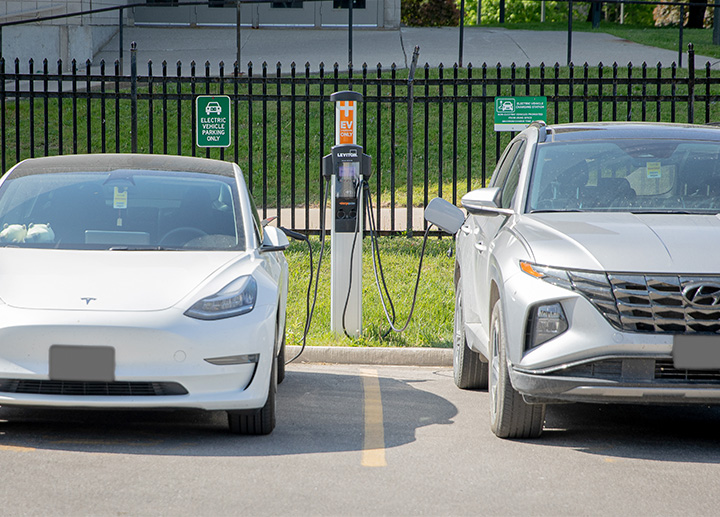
xmin=489 ymin=299 xmax=545 ymax=439
xmin=227 ymin=355 xmax=277 ymax=436
xmin=277 ymin=329 xmax=286 ymax=385
xmin=453 ymin=283 xmax=488 ymax=390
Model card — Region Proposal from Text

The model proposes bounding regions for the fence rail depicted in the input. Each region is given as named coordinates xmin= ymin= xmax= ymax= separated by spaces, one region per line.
xmin=1 ymin=45 xmax=719 ymax=235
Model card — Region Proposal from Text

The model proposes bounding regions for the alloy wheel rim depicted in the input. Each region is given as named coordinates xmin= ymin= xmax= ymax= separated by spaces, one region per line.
xmin=453 ymin=293 xmax=462 ymax=369
xmin=490 ymin=318 xmax=500 ymax=418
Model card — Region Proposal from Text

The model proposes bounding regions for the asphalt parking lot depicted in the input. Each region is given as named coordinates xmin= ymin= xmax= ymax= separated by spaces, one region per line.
xmin=2 ymin=362 xmax=720 ymax=516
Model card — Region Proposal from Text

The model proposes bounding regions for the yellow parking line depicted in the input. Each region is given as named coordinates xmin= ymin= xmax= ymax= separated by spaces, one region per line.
xmin=360 ymin=368 xmax=387 ymax=468
xmin=0 ymin=444 xmax=35 ymax=452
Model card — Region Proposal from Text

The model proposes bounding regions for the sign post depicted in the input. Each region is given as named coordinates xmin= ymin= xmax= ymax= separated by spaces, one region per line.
xmin=196 ymin=95 xmax=231 ymax=148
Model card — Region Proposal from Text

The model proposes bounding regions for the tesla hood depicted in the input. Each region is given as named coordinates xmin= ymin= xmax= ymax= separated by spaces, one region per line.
xmin=0 ymin=249 xmax=246 ymax=311
xmin=518 ymin=212 xmax=720 ymax=273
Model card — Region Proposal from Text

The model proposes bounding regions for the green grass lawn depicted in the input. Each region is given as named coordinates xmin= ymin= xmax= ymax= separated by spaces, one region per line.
xmin=481 ymin=20 xmax=720 ymax=60
xmin=284 ymin=235 xmax=455 ymax=348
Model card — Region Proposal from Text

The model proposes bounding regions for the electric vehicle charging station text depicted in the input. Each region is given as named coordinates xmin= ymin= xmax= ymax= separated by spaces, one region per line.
xmin=323 ymin=91 xmax=371 ymax=337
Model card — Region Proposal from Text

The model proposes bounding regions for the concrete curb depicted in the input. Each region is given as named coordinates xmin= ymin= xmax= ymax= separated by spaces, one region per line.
xmin=286 ymin=346 xmax=452 ymax=367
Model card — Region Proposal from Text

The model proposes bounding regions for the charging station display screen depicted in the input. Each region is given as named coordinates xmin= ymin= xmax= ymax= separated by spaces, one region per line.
xmin=339 ymin=161 xmax=359 ymax=178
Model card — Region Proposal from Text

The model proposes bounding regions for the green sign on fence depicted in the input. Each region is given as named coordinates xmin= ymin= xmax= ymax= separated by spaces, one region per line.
xmin=196 ymin=95 xmax=231 ymax=147
xmin=494 ymin=96 xmax=547 ymax=132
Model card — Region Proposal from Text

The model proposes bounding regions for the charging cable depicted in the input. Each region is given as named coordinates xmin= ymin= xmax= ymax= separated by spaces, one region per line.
xmin=364 ymin=182 xmax=433 ymax=335
xmin=283 ymin=178 xmax=332 ymax=365
xmin=341 ymin=180 xmax=364 ymax=338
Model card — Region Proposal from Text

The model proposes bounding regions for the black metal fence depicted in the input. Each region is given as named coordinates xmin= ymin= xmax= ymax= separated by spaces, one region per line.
xmin=1 ymin=44 xmax=719 ymax=234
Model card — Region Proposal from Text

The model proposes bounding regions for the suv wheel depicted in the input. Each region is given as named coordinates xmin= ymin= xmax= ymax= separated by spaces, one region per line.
xmin=453 ymin=282 xmax=488 ymax=389
xmin=489 ymin=299 xmax=545 ymax=439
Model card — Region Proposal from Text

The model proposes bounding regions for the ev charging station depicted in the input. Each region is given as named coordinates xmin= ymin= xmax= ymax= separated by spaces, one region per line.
xmin=286 ymin=90 xmax=454 ymax=359
xmin=323 ymin=91 xmax=371 ymax=337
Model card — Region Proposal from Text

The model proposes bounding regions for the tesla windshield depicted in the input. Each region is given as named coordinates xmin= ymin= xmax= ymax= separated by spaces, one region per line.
xmin=527 ymin=139 xmax=720 ymax=213
xmin=0 ymin=170 xmax=243 ymax=250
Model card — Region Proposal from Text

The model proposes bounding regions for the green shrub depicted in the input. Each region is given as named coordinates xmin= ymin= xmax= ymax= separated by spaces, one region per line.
xmin=402 ymin=0 xmax=461 ymax=26
xmin=459 ymin=0 xmax=655 ymax=26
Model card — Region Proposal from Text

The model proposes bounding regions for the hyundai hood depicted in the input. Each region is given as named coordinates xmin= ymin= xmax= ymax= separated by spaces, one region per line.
xmin=518 ymin=212 xmax=720 ymax=273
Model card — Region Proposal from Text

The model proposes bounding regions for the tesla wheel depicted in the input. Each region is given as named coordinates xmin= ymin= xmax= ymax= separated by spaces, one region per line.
xmin=489 ymin=300 xmax=545 ymax=439
xmin=228 ymin=356 xmax=277 ymax=436
xmin=453 ymin=283 xmax=488 ymax=389
xmin=277 ymin=329 xmax=286 ymax=385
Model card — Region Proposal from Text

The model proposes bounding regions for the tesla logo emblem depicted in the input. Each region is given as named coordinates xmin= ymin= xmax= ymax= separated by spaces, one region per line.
xmin=682 ymin=283 xmax=720 ymax=307
xmin=81 ymin=297 xmax=96 ymax=305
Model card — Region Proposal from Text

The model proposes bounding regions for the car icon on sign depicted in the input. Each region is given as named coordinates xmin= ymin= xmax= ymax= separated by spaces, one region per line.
xmin=205 ymin=101 xmax=222 ymax=115
xmin=499 ymin=100 xmax=515 ymax=112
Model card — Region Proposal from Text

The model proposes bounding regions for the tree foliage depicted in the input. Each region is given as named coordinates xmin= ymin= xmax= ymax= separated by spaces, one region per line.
xmin=457 ymin=0 xmax=655 ymax=26
xmin=653 ymin=1 xmax=713 ymax=28
xmin=402 ymin=0 xmax=461 ymax=26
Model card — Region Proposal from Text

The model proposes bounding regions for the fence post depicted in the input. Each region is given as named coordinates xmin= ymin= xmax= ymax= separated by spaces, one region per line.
xmin=459 ymin=0 xmax=465 ymax=67
xmin=679 ymin=5 xmax=684 ymax=68
xmin=406 ymin=46 xmax=420 ymax=238
xmin=236 ymin=3 xmax=242 ymax=73
xmin=119 ymin=8 xmax=124 ymax=75
xmin=567 ymin=0 xmax=573 ymax=66
xmin=0 ymin=57 xmax=4 ymax=174
xmin=131 ymin=41 xmax=138 ymax=153
xmin=688 ymin=43 xmax=695 ymax=124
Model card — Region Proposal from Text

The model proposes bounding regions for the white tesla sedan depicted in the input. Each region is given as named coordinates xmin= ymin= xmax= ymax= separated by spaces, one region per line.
xmin=0 ymin=154 xmax=289 ymax=435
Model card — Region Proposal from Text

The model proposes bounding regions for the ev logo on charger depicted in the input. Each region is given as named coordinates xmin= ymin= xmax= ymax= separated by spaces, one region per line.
xmin=337 ymin=100 xmax=356 ymax=145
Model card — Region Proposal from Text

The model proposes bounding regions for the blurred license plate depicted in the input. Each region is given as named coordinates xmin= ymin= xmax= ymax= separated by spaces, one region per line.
xmin=673 ymin=335 xmax=720 ymax=370
xmin=49 ymin=345 xmax=115 ymax=382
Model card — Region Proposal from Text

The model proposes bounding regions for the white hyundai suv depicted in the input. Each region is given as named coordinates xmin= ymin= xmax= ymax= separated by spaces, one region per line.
xmin=437 ymin=122 xmax=720 ymax=439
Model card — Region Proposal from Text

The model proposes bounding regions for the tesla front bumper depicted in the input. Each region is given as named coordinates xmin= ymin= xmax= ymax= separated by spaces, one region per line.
xmin=0 ymin=304 xmax=277 ymax=411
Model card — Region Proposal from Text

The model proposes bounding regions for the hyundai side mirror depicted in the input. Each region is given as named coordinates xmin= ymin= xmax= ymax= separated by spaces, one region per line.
xmin=461 ymin=187 xmax=514 ymax=217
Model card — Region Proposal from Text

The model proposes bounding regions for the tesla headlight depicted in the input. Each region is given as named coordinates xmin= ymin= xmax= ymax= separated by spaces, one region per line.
xmin=185 ymin=276 xmax=257 ymax=320
xmin=527 ymin=302 xmax=568 ymax=351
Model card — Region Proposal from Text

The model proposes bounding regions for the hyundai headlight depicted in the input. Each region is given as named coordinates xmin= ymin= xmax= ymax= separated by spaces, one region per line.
xmin=185 ymin=276 xmax=257 ymax=320
xmin=520 ymin=260 xmax=622 ymax=334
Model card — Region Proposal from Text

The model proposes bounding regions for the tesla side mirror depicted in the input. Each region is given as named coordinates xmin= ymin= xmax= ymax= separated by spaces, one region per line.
xmin=461 ymin=187 xmax=514 ymax=217
xmin=260 ymin=226 xmax=290 ymax=252
xmin=424 ymin=197 xmax=465 ymax=235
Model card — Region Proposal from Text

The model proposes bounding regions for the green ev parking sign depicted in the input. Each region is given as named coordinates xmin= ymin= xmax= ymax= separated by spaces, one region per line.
xmin=196 ymin=95 xmax=231 ymax=147
xmin=494 ymin=96 xmax=547 ymax=132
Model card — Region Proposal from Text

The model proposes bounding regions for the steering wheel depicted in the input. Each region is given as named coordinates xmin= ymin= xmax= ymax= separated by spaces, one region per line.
xmin=159 ymin=227 xmax=208 ymax=247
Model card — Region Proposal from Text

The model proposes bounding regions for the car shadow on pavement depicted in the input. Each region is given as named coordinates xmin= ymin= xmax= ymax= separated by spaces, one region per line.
xmin=0 ymin=368 xmax=457 ymax=457
xmin=535 ymin=403 xmax=720 ymax=464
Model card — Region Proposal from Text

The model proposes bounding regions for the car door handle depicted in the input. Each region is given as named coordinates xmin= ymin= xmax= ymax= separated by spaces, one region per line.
xmin=461 ymin=225 xmax=472 ymax=235
xmin=474 ymin=242 xmax=487 ymax=252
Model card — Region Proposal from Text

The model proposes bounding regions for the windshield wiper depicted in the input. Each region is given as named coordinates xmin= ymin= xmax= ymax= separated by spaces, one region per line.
xmin=630 ymin=209 xmax=699 ymax=215
xmin=109 ymin=246 xmax=172 ymax=251
xmin=529 ymin=209 xmax=584 ymax=214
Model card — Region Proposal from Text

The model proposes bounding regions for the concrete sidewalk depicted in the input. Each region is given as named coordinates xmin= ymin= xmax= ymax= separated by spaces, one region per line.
xmin=286 ymin=345 xmax=453 ymax=366
xmin=93 ymin=26 xmax=719 ymax=75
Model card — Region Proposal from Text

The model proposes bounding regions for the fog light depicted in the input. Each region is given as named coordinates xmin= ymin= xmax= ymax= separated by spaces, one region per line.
xmin=528 ymin=302 xmax=568 ymax=350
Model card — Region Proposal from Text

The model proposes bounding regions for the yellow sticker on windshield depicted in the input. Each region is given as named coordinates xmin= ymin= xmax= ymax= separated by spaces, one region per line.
xmin=647 ymin=162 xmax=662 ymax=179
xmin=113 ymin=187 xmax=128 ymax=209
